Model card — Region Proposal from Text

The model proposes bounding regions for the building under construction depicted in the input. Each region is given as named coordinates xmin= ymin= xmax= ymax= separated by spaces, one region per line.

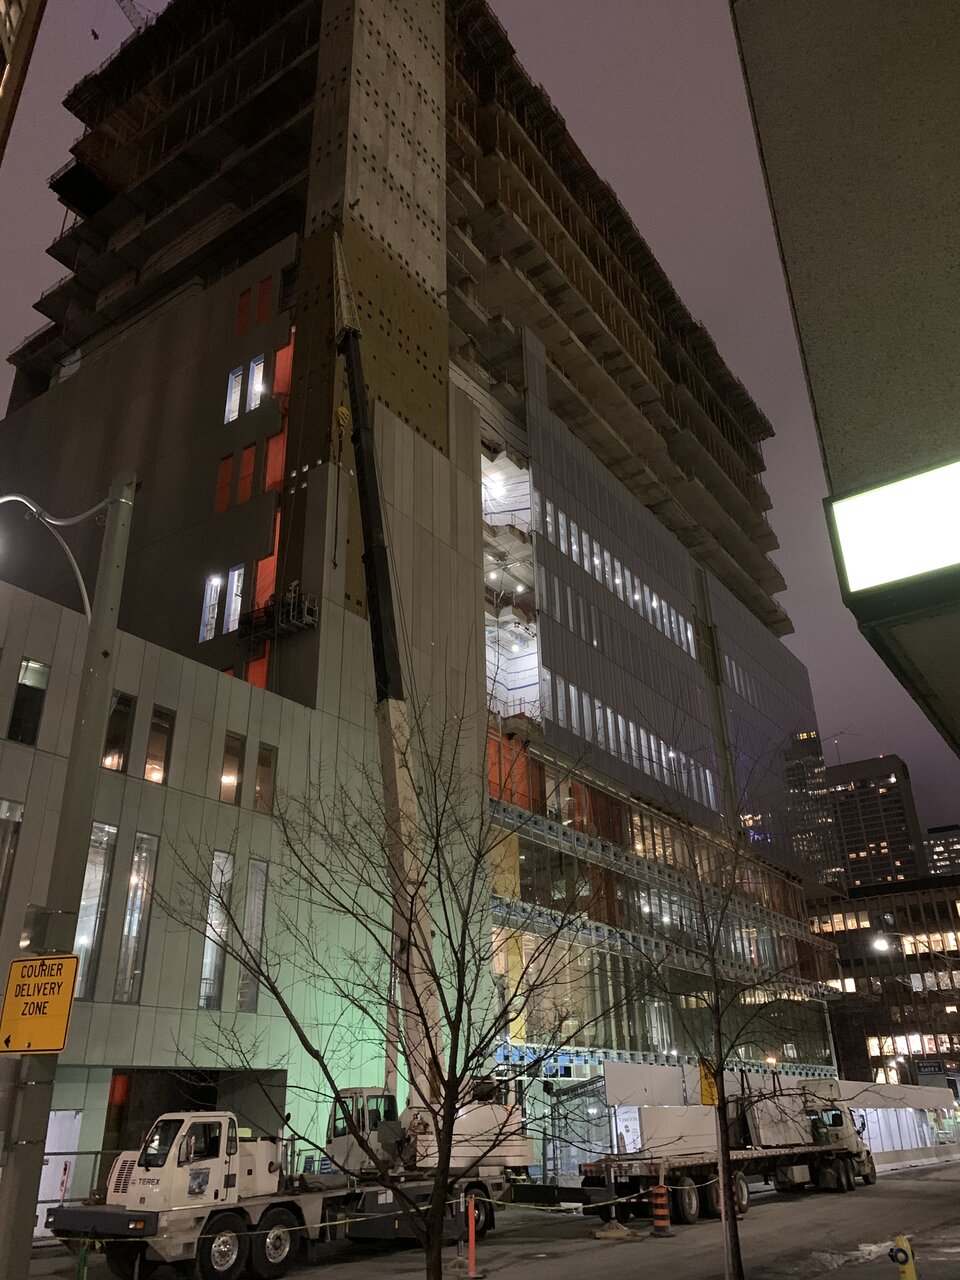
xmin=0 ymin=0 xmax=834 ymax=1214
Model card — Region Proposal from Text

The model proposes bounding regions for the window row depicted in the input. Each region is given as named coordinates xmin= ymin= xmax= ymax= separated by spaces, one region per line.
xmin=867 ymin=1032 xmax=960 ymax=1060
xmin=532 ymin=490 xmax=697 ymax=660
xmin=509 ymin=839 xmax=797 ymax=973
xmin=100 ymin=689 xmax=277 ymax=810
xmin=235 ymin=276 xmax=273 ymax=338
xmin=224 ymin=355 xmax=266 ymax=423
xmin=537 ymin=567 xmax=600 ymax=649
xmin=214 ymin=430 xmax=287 ymax=513
xmin=540 ymin=665 xmax=719 ymax=812
xmin=70 ymin=822 xmax=268 ymax=1013
xmin=200 ymin=512 xmax=280 ymax=645
xmin=486 ymin=730 xmax=806 ymax=922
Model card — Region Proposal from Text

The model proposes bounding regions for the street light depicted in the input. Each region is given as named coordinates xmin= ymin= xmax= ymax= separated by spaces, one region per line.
xmin=0 ymin=491 xmax=115 ymax=621
xmin=872 ymin=936 xmax=892 ymax=952
xmin=0 ymin=475 xmax=135 ymax=1276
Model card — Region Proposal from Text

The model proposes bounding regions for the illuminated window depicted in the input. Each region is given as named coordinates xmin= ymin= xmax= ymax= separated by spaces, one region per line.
xmin=224 ymin=565 xmax=244 ymax=634
xmin=199 ymin=575 xmax=222 ymax=642
xmin=114 ymin=832 xmax=157 ymax=1004
xmin=199 ymin=851 xmax=234 ymax=1010
xmin=224 ymin=368 xmax=243 ymax=423
xmin=144 ymin=706 xmax=175 ymax=784
xmin=246 ymin=356 xmax=265 ymax=412
xmin=220 ymin=732 xmax=245 ymax=805
xmin=74 ymin=822 xmax=118 ymax=1000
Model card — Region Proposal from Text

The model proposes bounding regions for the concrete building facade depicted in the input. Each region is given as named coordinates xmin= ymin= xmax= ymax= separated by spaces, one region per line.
xmin=811 ymin=874 xmax=960 ymax=1096
xmin=0 ymin=0 xmax=837 ymax=1218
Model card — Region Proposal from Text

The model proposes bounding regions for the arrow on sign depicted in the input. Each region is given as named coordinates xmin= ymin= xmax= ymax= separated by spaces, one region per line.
xmin=2 ymin=1036 xmax=9 ymax=1049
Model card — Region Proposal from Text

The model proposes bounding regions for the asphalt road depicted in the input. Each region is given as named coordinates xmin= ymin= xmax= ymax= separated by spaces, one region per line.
xmin=29 ymin=1161 xmax=960 ymax=1279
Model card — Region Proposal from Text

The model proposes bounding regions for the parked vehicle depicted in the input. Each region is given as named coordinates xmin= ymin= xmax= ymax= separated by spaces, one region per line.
xmin=579 ymin=1087 xmax=876 ymax=1225
xmin=47 ymin=1091 xmax=530 ymax=1279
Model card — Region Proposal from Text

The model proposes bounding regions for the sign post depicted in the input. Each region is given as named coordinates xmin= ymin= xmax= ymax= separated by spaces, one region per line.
xmin=0 ymin=955 xmax=79 ymax=1055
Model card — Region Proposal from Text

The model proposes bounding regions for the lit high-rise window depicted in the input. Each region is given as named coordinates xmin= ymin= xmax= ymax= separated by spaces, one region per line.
xmin=199 ymin=575 xmax=222 ymax=642
xmin=74 ymin=822 xmax=118 ymax=1000
xmin=224 ymin=565 xmax=244 ymax=634
xmin=247 ymin=355 xmax=265 ymax=412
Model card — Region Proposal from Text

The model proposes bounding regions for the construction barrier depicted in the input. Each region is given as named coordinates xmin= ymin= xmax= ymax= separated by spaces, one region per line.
xmin=650 ymin=1184 xmax=674 ymax=1238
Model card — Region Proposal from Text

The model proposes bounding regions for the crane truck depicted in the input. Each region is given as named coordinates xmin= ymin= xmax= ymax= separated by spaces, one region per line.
xmin=47 ymin=236 xmax=531 ymax=1277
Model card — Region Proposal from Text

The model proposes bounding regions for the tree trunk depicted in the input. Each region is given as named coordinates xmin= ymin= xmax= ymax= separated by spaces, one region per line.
xmin=714 ymin=1066 xmax=745 ymax=1280
xmin=423 ymin=1221 xmax=445 ymax=1280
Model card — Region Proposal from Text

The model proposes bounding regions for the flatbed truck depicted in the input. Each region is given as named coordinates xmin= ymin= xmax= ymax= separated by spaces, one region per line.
xmin=579 ymin=1092 xmax=877 ymax=1225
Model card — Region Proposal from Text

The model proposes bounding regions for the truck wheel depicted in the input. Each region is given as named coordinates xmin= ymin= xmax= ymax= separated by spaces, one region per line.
xmin=861 ymin=1155 xmax=878 ymax=1186
xmin=732 ymin=1172 xmax=750 ymax=1216
xmin=671 ymin=1177 xmax=700 ymax=1224
xmin=698 ymin=1178 xmax=721 ymax=1218
xmin=831 ymin=1160 xmax=849 ymax=1194
xmin=104 ymin=1243 xmax=160 ymax=1279
xmin=250 ymin=1207 xmax=302 ymax=1279
xmin=842 ymin=1159 xmax=857 ymax=1192
xmin=196 ymin=1211 xmax=249 ymax=1279
xmin=465 ymin=1184 xmax=494 ymax=1239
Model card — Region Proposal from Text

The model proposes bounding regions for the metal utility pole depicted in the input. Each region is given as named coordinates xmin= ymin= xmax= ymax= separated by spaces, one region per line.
xmin=0 ymin=473 xmax=135 ymax=1276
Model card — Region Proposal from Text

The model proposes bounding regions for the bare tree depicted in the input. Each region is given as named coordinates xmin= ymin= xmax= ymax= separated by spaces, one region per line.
xmin=159 ymin=683 xmax=631 ymax=1280
xmin=605 ymin=719 xmax=835 ymax=1280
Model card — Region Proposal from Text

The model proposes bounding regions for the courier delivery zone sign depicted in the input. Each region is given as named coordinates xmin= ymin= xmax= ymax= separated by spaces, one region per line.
xmin=0 ymin=955 xmax=79 ymax=1053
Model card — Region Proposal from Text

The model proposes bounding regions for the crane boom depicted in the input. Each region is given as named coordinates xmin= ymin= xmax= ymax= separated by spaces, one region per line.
xmin=332 ymin=235 xmax=442 ymax=1108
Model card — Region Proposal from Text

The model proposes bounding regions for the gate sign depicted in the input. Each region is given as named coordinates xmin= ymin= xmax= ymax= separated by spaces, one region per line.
xmin=0 ymin=954 xmax=79 ymax=1054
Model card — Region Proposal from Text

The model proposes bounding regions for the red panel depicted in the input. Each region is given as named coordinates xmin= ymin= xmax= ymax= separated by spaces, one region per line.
xmin=214 ymin=455 xmax=233 ymax=513
xmin=256 ymin=276 xmax=272 ymax=325
xmin=108 ymin=1072 xmax=130 ymax=1108
xmin=273 ymin=331 xmax=295 ymax=396
xmin=235 ymin=289 xmax=251 ymax=338
xmin=222 ymin=667 xmax=235 ymax=677
xmin=486 ymin=729 xmax=529 ymax=809
xmin=246 ymin=641 xmax=271 ymax=689
xmin=254 ymin=510 xmax=281 ymax=607
xmin=237 ymin=444 xmax=256 ymax=503
xmin=264 ymin=431 xmax=286 ymax=492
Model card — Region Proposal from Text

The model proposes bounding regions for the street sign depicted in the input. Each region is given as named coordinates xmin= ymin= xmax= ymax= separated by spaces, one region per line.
xmin=0 ymin=954 xmax=79 ymax=1054
xmin=699 ymin=1058 xmax=719 ymax=1107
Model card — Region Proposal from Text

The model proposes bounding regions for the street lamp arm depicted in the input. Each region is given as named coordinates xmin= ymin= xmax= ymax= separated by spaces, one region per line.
xmin=0 ymin=492 xmax=109 ymax=621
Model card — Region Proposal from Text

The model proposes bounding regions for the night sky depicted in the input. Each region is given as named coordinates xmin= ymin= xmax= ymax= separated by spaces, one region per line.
xmin=2 ymin=0 xmax=958 ymax=826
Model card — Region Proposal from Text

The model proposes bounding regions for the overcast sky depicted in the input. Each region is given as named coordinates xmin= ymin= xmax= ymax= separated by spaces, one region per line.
xmin=2 ymin=0 xmax=958 ymax=826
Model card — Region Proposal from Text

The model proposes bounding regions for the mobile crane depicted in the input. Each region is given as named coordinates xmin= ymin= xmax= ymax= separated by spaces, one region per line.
xmin=47 ymin=237 xmax=530 ymax=1278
